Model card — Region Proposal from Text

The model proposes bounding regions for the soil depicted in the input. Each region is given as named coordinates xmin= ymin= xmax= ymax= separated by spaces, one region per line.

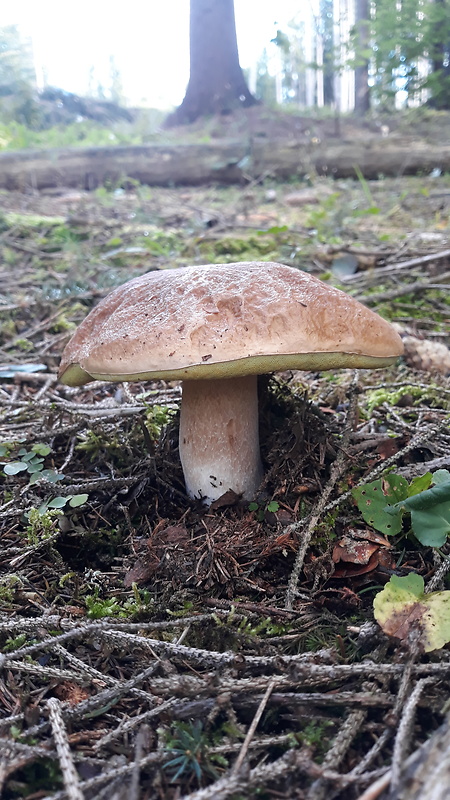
xmin=163 ymin=104 xmax=418 ymax=141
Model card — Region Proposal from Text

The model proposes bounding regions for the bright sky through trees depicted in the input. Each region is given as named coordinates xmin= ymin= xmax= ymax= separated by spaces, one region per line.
xmin=1 ymin=0 xmax=302 ymax=107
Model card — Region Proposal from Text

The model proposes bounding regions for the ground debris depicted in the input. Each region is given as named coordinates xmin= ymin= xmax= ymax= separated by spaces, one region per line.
xmin=0 ymin=178 xmax=449 ymax=798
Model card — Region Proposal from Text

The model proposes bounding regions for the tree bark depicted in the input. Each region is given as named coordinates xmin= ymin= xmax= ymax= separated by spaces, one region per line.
xmin=428 ymin=0 xmax=450 ymax=109
xmin=1 ymin=137 xmax=450 ymax=190
xmin=166 ymin=0 xmax=257 ymax=126
xmin=354 ymin=0 xmax=370 ymax=116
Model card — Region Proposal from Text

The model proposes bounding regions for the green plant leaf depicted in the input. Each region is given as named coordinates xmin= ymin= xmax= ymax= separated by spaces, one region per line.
xmin=69 ymin=494 xmax=88 ymax=507
xmin=32 ymin=444 xmax=52 ymax=456
xmin=387 ymin=478 xmax=450 ymax=547
xmin=397 ymin=482 xmax=450 ymax=512
xmin=352 ymin=474 xmax=408 ymax=535
xmin=39 ymin=469 xmax=65 ymax=483
xmin=410 ymin=504 xmax=450 ymax=547
xmin=411 ymin=509 xmax=450 ymax=547
xmin=364 ymin=206 xmax=380 ymax=215
xmin=19 ymin=451 xmax=37 ymax=462
xmin=4 ymin=461 xmax=28 ymax=474
xmin=373 ymin=574 xmax=450 ymax=652
xmin=26 ymin=461 xmax=44 ymax=474
xmin=407 ymin=472 xmax=433 ymax=496
xmin=432 ymin=469 xmax=450 ymax=485
xmin=47 ymin=497 xmax=68 ymax=509
xmin=257 ymin=225 xmax=289 ymax=235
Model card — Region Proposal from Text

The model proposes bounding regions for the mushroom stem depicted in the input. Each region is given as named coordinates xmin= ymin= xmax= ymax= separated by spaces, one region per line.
xmin=179 ymin=375 xmax=263 ymax=504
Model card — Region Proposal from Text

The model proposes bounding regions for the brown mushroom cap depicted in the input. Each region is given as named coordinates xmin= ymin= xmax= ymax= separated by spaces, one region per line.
xmin=59 ymin=262 xmax=403 ymax=386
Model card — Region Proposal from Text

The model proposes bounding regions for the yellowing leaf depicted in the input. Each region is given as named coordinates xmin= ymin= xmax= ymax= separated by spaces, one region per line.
xmin=373 ymin=574 xmax=450 ymax=653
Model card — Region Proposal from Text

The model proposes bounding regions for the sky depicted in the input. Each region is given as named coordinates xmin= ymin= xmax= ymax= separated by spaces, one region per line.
xmin=1 ymin=0 xmax=303 ymax=108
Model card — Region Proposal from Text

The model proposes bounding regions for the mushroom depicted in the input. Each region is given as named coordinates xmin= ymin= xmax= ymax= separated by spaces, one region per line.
xmin=58 ymin=262 xmax=403 ymax=505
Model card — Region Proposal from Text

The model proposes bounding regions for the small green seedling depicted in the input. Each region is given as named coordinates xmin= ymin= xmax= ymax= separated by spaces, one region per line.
xmin=37 ymin=494 xmax=88 ymax=515
xmin=248 ymin=500 xmax=280 ymax=521
xmin=1 ymin=443 xmax=64 ymax=484
xmin=163 ymin=721 xmax=224 ymax=784
xmin=24 ymin=495 xmax=88 ymax=543
xmin=85 ymin=594 xmax=125 ymax=619
xmin=143 ymin=403 xmax=176 ymax=442
xmin=85 ymin=583 xmax=152 ymax=620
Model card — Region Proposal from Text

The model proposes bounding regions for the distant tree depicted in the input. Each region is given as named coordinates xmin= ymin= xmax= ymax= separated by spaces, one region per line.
xmin=319 ymin=0 xmax=335 ymax=105
xmin=272 ymin=28 xmax=296 ymax=103
xmin=353 ymin=0 xmax=370 ymax=115
xmin=109 ymin=55 xmax=125 ymax=106
xmin=371 ymin=0 xmax=423 ymax=109
xmin=255 ymin=48 xmax=277 ymax=106
xmin=0 ymin=25 xmax=40 ymax=126
xmin=424 ymin=0 xmax=450 ymax=108
xmin=0 ymin=25 xmax=35 ymax=93
xmin=271 ymin=7 xmax=340 ymax=110
xmin=87 ymin=66 xmax=95 ymax=98
xmin=166 ymin=0 xmax=257 ymax=126
xmin=271 ymin=24 xmax=311 ymax=105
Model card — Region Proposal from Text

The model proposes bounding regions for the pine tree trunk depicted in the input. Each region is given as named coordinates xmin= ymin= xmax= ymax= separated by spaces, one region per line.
xmin=428 ymin=0 xmax=450 ymax=109
xmin=354 ymin=0 xmax=370 ymax=115
xmin=166 ymin=0 xmax=257 ymax=126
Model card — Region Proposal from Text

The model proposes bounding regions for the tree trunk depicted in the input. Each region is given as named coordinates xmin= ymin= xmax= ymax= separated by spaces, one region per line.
xmin=166 ymin=0 xmax=257 ymax=126
xmin=321 ymin=0 xmax=335 ymax=106
xmin=354 ymin=0 xmax=370 ymax=116
xmin=428 ymin=0 xmax=450 ymax=109
xmin=1 ymin=137 xmax=450 ymax=190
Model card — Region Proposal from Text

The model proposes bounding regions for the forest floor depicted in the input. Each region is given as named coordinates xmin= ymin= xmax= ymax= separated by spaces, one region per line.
xmin=0 ymin=128 xmax=449 ymax=799
xmin=3 ymin=103 xmax=450 ymax=151
xmin=161 ymin=103 xmax=450 ymax=144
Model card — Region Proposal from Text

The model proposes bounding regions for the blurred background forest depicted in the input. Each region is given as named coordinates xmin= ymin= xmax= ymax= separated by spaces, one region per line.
xmin=2 ymin=0 xmax=450 ymax=149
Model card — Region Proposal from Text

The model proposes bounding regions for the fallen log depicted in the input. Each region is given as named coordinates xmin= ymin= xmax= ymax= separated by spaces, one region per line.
xmin=0 ymin=136 xmax=449 ymax=190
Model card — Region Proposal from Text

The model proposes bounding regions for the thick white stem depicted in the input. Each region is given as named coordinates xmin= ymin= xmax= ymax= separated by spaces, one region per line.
xmin=179 ymin=376 xmax=263 ymax=505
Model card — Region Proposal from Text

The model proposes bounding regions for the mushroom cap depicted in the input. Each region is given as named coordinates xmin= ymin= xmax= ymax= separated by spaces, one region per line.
xmin=58 ymin=262 xmax=404 ymax=386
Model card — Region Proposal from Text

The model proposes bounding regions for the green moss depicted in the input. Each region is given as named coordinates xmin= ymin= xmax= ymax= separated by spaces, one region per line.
xmin=76 ymin=428 xmax=130 ymax=462
xmin=0 ymin=575 xmax=23 ymax=603
xmin=297 ymin=720 xmax=336 ymax=757
xmin=49 ymin=315 xmax=76 ymax=333
xmin=365 ymin=385 xmax=449 ymax=414
xmin=84 ymin=584 xmax=154 ymax=620
xmin=1 ymin=319 xmax=17 ymax=338
xmin=5 ymin=757 xmax=63 ymax=796
xmin=24 ymin=508 xmax=62 ymax=545
xmin=4 ymin=212 xmax=66 ymax=227
xmin=15 ymin=338 xmax=34 ymax=351
xmin=193 ymin=234 xmax=281 ymax=262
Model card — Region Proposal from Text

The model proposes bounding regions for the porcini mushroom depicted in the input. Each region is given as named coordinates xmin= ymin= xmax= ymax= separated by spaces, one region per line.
xmin=58 ymin=262 xmax=403 ymax=504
